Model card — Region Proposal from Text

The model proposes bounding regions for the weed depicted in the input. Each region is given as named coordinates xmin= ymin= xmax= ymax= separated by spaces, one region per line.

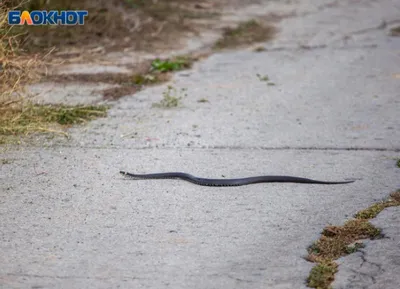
xmin=256 ymin=73 xmax=269 ymax=82
xmin=256 ymin=74 xmax=276 ymax=86
xmin=132 ymin=73 xmax=159 ymax=85
xmin=307 ymin=261 xmax=338 ymax=289
xmin=152 ymin=85 xmax=187 ymax=108
xmin=396 ymin=159 xmax=400 ymax=168
xmin=306 ymin=193 xmax=400 ymax=289
xmin=150 ymin=57 xmax=192 ymax=73
xmin=1 ymin=159 xmax=13 ymax=165
xmin=254 ymin=46 xmax=267 ymax=52
xmin=354 ymin=199 xmax=400 ymax=219
xmin=311 ymin=219 xmax=381 ymax=261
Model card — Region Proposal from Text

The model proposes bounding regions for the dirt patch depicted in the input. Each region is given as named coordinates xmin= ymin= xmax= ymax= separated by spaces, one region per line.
xmin=44 ymin=55 xmax=195 ymax=100
xmin=101 ymin=73 xmax=172 ymax=100
xmin=390 ymin=26 xmax=400 ymax=37
xmin=102 ymin=86 xmax=139 ymax=101
xmin=47 ymin=71 xmax=149 ymax=85
xmin=305 ymin=190 xmax=400 ymax=288
xmin=213 ymin=19 xmax=277 ymax=50
xmin=10 ymin=0 xmax=221 ymax=54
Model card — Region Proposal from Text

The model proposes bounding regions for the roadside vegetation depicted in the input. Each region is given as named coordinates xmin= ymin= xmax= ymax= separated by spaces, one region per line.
xmin=0 ymin=1 xmax=110 ymax=143
xmin=306 ymin=190 xmax=400 ymax=288
xmin=150 ymin=57 xmax=192 ymax=72
xmin=0 ymin=1 xmax=199 ymax=141
xmin=1 ymin=0 xmax=278 ymax=143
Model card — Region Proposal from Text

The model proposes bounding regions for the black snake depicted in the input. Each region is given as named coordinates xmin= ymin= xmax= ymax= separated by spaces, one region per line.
xmin=120 ymin=171 xmax=354 ymax=187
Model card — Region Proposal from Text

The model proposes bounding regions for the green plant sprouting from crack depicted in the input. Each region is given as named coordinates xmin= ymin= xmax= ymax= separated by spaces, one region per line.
xmin=152 ymin=85 xmax=187 ymax=108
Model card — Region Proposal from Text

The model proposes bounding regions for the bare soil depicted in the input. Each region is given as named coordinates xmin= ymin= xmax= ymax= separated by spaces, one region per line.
xmin=16 ymin=0 xmax=259 ymax=55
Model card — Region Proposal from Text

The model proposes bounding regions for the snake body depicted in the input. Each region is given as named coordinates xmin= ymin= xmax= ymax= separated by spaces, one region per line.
xmin=120 ymin=171 xmax=354 ymax=187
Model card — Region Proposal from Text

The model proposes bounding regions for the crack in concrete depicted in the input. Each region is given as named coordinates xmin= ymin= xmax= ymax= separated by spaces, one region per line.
xmin=226 ymin=274 xmax=254 ymax=283
xmin=359 ymin=249 xmax=385 ymax=273
xmin=203 ymin=146 xmax=400 ymax=152
xmin=19 ymin=145 xmax=399 ymax=152
xmin=257 ymin=43 xmax=379 ymax=52
xmin=4 ymin=273 xmax=139 ymax=281
xmin=347 ymin=268 xmax=376 ymax=288
xmin=342 ymin=19 xmax=400 ymax=37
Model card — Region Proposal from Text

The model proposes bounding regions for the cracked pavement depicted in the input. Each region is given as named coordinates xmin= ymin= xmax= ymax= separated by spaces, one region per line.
xmin=333 ymin=207 xmax=400 ymax=289
xmin=1 ymin=0 xmax=400 ymax=288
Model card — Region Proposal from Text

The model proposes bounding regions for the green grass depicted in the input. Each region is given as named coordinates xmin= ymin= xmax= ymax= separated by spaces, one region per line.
xmin=354 ymin=200 xmax=400 ymax=219
xmin=256 ymin=73 xmax=276 ymax=86
xmin=256 ymin=73 xmax=269 ymax=82
xmin=150 ymin=57 xmax=192 ymax=72
xmin=307 ymin=262 xmax=337 ymax=289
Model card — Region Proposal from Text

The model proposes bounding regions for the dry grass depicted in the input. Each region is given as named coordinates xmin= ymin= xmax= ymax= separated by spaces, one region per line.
xmin=0 ymin=1 xmax=108 ymax=141
xmin=0 ymin=54 xmax=43 ymax=104
xmin=0 ymin=1 xmax=207 ymax=140
xmin=0 ymin=1 xmax=43 ymax=107
xmin=307 ymin=219 xmax=381 ymax=263
xmin=10 ymin=0 xmax=219 ymax=53
xmin=0 ymin=104 xmax=108 ymax=141
xmin=0 ymin=1 xmax=73 ymax=141
xmin=390 ymin=190 xmax=400 ymax=202
xmin=306 ymin=190 xmax=400 ymax=288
